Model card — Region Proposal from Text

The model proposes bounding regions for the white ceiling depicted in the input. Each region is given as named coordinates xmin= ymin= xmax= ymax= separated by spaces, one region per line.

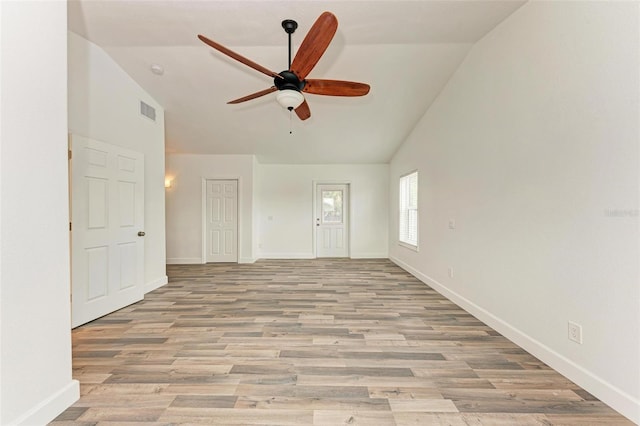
xmin=68 ymin=0 xmax=526 ymax=164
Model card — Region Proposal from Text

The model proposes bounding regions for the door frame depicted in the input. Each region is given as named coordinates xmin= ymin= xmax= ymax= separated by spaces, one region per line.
xmin=201 ymin=177 xmax=242 ymax=264
xmin=312 ymin=180 xmax=351 ymax=258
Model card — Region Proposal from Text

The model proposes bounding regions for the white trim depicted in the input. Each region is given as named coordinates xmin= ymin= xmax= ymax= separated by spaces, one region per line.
xmin=350 ymin=252 xmax=389 ymax=259
xmin=145 ymin=275 xmax=168 ymax=293
xmin=398 ymin=241 xmax=419 ymax=252
xmin=9 ymin=380 xmax=79 ymax=426
xmin=389 ymin=255 xmax=640 ymax=425
xmin=259 ymin=253 xmax=315 ymax=260
xmin=166 ymin=257 xmax=202 ymax=265
xmin=238 ymin=257 xmax=257 ymax=264
xmin=201 ymin=177 xmax=242 ymax=264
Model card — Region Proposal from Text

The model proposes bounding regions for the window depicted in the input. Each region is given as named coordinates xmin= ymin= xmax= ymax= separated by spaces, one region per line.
xmin=321 ymin=190 xmax=343 ymax=224
xmin=399 ymin=171 xmax=418 ymax=249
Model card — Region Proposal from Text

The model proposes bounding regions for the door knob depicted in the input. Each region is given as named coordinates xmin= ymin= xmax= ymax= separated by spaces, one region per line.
xmin=138 ymin=231 xmax=146 ymax=237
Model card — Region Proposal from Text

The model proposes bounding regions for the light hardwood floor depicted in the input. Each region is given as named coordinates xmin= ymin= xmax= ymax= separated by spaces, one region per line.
xmin=51 ymin=259 xmax=633 ymax=425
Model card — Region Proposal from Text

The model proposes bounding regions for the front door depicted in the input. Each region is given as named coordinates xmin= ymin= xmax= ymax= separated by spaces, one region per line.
xmin=70 ymin=135 xmax=145 ymax=328
xmin=316 ymin=184 xmax=349 ymax=257
xmin=205 ymin=180 xmax=238 ymax=262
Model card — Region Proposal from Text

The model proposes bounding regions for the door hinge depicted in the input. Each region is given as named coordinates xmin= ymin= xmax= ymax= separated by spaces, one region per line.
xmin=68 ymin=149 xmax=72 ymax=160
xmin=69 ymin=222 xmax=72 ymax=231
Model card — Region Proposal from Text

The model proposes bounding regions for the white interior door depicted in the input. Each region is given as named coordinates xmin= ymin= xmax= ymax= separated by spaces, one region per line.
xmin=70 ymin=135 xmax=144 ymax=328
xmin=316 ymin=184 xmax=349 ymax=258
xmin=205 ymin=180 xmax=238 ymax=262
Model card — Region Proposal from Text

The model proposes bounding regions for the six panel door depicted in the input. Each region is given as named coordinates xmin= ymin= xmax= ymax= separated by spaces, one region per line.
xmin=70 ymin=135 xmax=145 ymax=328
xmin=206 ymin=180 xmax=238 ymax=262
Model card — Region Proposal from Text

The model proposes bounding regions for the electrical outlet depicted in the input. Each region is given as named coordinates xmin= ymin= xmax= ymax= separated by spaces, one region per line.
xmin=568 ymin=321 xmax=583 ymax=344
xmin=448 ymin=219 xmax=456 ymax=229
xmin=448 ymin=267 xmax=454 ymax=278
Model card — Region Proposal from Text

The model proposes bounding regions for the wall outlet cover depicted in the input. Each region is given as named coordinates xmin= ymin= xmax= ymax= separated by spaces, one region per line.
xmin=568 ymin=321 xmax=583 ymax=344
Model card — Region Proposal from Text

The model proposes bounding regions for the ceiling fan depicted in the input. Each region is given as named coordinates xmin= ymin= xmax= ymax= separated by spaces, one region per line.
xmin=197 ymin=11 xmax=370 ymax=121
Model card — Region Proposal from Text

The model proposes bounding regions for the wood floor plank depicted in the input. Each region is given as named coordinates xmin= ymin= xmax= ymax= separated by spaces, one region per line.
xmin=50 ymin=259 xmax=631 ymax=425
xmin=159 ymin=407 xmax=313 ymax=425
xmin=313 ymin=409 xmax=396 ymax=425
xmin=388 ymin=398 xmax=459 ymax=412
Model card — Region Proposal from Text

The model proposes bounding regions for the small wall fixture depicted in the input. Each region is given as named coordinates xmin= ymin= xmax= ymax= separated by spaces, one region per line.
xmin=276 ymin=89 xmax=304 ymax=111
xmin=164 ymin=178 xmax=173 ymax=188
xmin=150 ymin=64 xmax=164 ymax=76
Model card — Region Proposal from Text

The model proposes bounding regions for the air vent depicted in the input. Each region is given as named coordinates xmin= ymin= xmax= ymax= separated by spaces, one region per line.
xmin=140 ymin=101 xmax=156 ymax=121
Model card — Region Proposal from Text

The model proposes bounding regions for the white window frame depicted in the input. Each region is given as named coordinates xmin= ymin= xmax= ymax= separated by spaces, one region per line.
xmin=399 ymin=170 xmax=418 ymax=251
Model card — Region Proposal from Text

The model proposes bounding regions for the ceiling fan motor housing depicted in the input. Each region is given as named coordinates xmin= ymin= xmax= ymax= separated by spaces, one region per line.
xmin=275 ymin=70 xmax=305 ymax=92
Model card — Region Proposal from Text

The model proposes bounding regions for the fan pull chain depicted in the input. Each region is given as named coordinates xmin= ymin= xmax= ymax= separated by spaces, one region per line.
xmin=289 ymin=109 xmax=293 ymax=134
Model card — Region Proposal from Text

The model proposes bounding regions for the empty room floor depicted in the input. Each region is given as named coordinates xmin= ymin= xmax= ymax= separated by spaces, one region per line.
xmin=51 ymin=259 xmax=632 ymax=425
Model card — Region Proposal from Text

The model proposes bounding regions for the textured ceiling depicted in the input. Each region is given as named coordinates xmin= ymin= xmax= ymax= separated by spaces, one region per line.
xmin=68 ymin=0 xmax=526 ymax=163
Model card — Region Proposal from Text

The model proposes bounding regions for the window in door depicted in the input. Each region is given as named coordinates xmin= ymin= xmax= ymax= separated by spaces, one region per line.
xmin=322 ymin=190 xmax=343 ymax=224
xmin=399 ymin=171 xmax=418 ymax=249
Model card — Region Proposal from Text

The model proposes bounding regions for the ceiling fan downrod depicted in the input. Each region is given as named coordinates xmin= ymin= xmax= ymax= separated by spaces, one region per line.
xmin=281 ymin=19 xmax=298 ymax=70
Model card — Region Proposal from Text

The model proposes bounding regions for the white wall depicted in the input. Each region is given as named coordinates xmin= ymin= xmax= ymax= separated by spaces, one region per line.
xmin=68 ymin=32 xmax=167 ymax=292
xmin=0 ymin=2 xmax=79 ymax=424
xmin=164 ymin=158 xmax=388 ymax=262
xmin=165 ymin=154 xmax=256 ymax=264
xmin=389 ymin=2 xmax=639 ymax=422
xmin=257 ymin=164 xmax=388 ymax=259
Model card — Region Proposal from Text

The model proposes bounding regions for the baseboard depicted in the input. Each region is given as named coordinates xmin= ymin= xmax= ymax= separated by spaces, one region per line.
xmin=350 ymin=252 xmax=388 ymax=259
xmin=9 ymin=379 xmax=79 ymax=426
xmin=166 ymin=257 xmax=202 ymax=264
xmin=256 ymin=253 xmax=389 ymax=260
xmin=258 ymin=253 xmax=315 ymax=259
xmin=389 ymin=256 xmax=640 ymax=424
xmin=145 ymin=275 xmax=168 ymax=293
xmin=167 ymin=257 xmax=258 ymax=265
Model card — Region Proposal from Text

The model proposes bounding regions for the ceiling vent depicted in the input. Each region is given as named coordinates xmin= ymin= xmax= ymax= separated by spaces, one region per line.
xmin=140 ymin=101 xmax=156 ymax=121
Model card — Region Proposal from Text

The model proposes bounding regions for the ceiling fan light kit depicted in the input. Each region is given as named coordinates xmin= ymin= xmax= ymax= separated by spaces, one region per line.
xmin=276 ymin=89 xmax=304 ymax=110
xmin=198 ymin=11 xmax=370 ymax=121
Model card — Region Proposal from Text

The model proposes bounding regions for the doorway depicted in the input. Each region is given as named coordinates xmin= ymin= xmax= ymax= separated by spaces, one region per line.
xmin=204 ymin=179 xmax=238 ymax=262
xmin=315 ymin=183 xmax=350 ymax=257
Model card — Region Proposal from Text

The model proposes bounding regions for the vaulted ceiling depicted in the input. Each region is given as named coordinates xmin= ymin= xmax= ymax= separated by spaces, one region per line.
xmin=68 ymin=0 xmax=526 ymax=163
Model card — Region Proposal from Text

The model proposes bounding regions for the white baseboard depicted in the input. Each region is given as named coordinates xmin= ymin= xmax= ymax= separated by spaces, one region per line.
xmin=259 ymin=253 xmax=315 ymax=259
xmin=145 ymin=275 xmax=168 ymax=293
xmin=10 ymin=379 xmax=79 ymax=426
xmin=167 ymin=257 xmax=258 ymax=264
xmin=166 ymin=257 xmax=202 ymax=264
xmin=255 ymin=253 xmax=389 ymax=260
xmin=389 ymin=256 xmax=640 ymax=425
xmin=350 ymin=252 xmax=388 ymax=259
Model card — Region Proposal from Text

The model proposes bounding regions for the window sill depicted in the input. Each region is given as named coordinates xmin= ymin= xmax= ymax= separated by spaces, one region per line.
xmin=398 ymin=241 xmax=419 ymax=252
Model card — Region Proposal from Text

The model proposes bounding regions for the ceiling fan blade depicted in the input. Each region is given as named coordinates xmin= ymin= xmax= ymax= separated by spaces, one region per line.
xmin=198 ymin=34 xmax=281 ymax=80
xmin=303 ymin=79 xmax=370 ymax=97
xmin=295 ymin=99 xmax=311 ymax=121
xmin=228 ymin=87 xmax=277 ymax=104
xmin=290 ymin=12 xmax=338 ymax=80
